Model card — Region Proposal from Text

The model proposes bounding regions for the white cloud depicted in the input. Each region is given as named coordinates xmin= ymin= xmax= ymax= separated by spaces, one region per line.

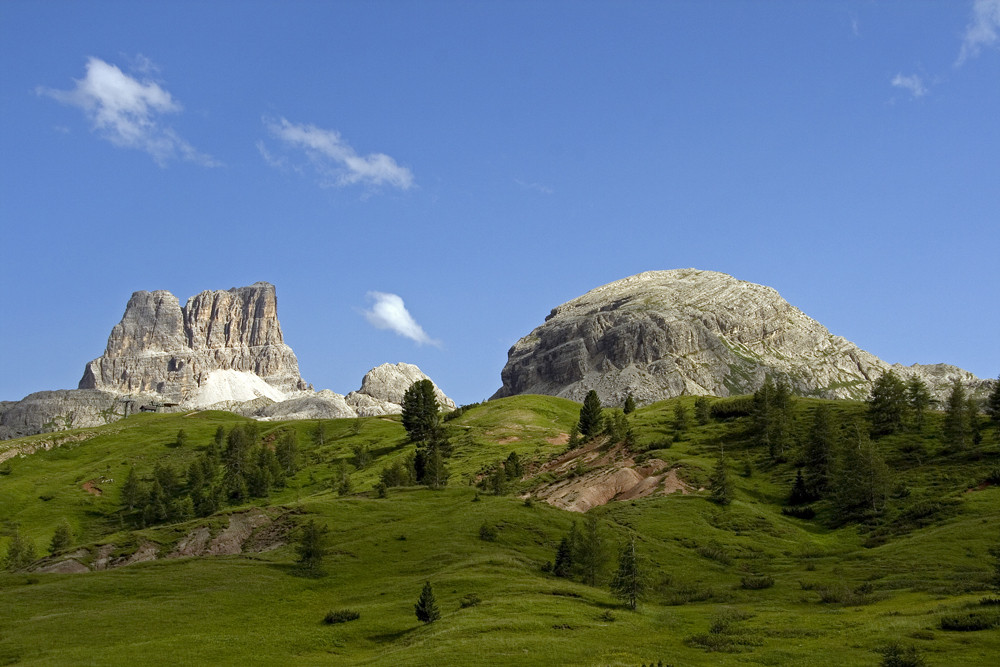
xmin=261 ymin=117 xmax=414 ymax=189
xmin=891 ymin=73 xmax=928 ymax=99
xmin=37 ymin=57 xmax=218 ymax=166
xmin=958 ymin=0 xmax=1000 ymax=64
xmin=363 ymin=292 xmax=439 ymax=346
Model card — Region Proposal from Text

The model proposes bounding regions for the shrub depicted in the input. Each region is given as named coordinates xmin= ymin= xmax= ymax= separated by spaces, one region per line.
xmin=709 ymin=396 xmax=754 ymax=419
xmin=322 ymin=609 xmax=360 ymax=625
xmin=879 ymin=641 xmax=926 ymax=667
xmin=781 ymin=506 xmax=816 ymax=520
xmin=939 ymin=610 xmax=1000 ymax=631
xmin=740 ymin=575 xmax=775 ymax=590
xmin=479 ymin=522 xmax=498 ymax=542
xmin=459 ymin=593 xmax=482 ymax=608
xmin=696 ymin=542 xmax=732 ymax=566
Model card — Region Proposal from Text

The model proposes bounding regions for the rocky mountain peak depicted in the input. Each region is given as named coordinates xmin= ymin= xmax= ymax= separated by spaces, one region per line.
xmin=79 ymin=282 xmax=308 ymax=404
xmin=494 ymin=269 xmax=985 ymax=404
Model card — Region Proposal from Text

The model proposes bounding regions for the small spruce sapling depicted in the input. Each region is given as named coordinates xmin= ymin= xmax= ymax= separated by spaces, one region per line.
xmin=414 ymin=581 xmax=440 ymax=623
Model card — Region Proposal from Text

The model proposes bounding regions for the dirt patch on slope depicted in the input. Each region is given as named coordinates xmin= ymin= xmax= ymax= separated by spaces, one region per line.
xmin=82 ymin=481 xmax=103 ymax=496
xmin=531 ymin=438 xmax=693 ymax=512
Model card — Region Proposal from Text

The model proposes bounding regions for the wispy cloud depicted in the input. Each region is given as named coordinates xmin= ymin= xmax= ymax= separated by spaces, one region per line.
xmin=514 ymin=178 xmax=554 ymax=195
xmin=891 ymin=73 xmax=928 ymax=99
xmin=261 ymin=117 xmax=414 ymax=190
xmin=958 ymin=0 xmax=1000 ymax=64
xmin=363 ymin=292 xmax=439 ymax=347
xmin=37 ymin=56 xmax=218 ymax=166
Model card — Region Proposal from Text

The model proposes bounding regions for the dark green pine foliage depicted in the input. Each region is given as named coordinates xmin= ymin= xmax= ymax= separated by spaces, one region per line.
xmin=968 ymin=398 xmax=983 ymax=451
xmin=751 ymin=376 xmax=794 ymax=460
xmin=553 ymin=536 xmax=574 ymax=578
xmin=943 ymin=381 xmax=970 ymax=451
xmin=4 ymin=528 xmax=36 ymax=571
xmin=788 ymin=469 xmax=811 ymax=506
xmin=868 ymin=370 xmax=907 ymax=437
xmin=424 ymin=444 xmax=449 ymax=490
xmin=694 ymin=397 xmax=711 ymax=425
xmin=578 ymin=390 xmax=604 ymax=438
xmin=275 ymin=430 xmax=300 ymax=476
xmin=414 ymin=581 xmax=440 ymax=623
xmin=623 ymin=393 xmax=636 ymax=415
xmin=610 ymin=536 xmax=646 ymax=610
xmin=174 ymin=429 xmax=187 ymax=448
xmin=803 ymin=404 xmax=835 ymax=498
xmin=120 ymin=467 xmax=144 ymax=512
xmin=401 ymin=380 xmax=441 ymax=444
xmin=49 ymin=519 xmax=73 ymax=554
xmin=986 ymin=375 xmax=1000 ymax=431
xmin=710 ymin=446 xmax=732 ymax=506
xmin=906 ymin=375 xmax=931 ymax=432
xmin=575 ymin=513 xmax=608 ymax=586
xmin=673 ymin=400 xmax=690 ymax=433
xmin=295 ymin=519 xmax=328 ymax=575
xmin=833 ymin=424 xmax=891 ymax=521
xmin=504 ymin=451 xmax=524 ymax=480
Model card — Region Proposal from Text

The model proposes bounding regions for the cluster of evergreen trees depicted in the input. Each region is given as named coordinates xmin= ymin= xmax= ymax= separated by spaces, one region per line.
xmin=379 ymin=380 xmax=451 ymax=491
xmin=120 ymin=424 xmax=299 ymax=527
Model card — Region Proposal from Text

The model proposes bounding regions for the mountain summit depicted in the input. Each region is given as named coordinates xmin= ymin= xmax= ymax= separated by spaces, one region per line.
xmin=493 ymin=269 xmax=983 ymax=404
xmin=78 ymin=282 xmax=309 ymax=403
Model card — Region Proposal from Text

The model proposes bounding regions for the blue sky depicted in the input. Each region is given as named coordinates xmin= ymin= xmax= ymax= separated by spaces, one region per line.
xmin=2 ymin=1 xmax=998 ymax=404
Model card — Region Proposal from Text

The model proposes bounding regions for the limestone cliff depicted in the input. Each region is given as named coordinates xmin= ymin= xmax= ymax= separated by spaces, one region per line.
xmin=79 ymin=282 xmax=309 ymax=403
xmin=493 ymin=269 xmax=986 ymax=404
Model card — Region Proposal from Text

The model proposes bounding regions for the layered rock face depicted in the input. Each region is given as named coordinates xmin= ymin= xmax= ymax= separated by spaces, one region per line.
xmin=493 ymin=269 xmax=985 ymax=404
xmin=79 ymin=282 xmax=309 ymax=403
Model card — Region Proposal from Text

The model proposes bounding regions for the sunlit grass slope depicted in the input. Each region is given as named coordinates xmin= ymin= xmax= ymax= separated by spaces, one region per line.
xmin=1 ymin=395 xmax=998 ymax=665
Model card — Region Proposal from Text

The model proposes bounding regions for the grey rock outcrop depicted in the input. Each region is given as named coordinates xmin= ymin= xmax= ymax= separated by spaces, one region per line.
xmin=493 ymin=269 xmax=986 ymax=405
xmin=79 ymin=282 xmax=309 ymax=403
xmin=0 ymin=389 xmax=149 ymax=441
xmin=261 ymin=363 xmax=456 ymax=420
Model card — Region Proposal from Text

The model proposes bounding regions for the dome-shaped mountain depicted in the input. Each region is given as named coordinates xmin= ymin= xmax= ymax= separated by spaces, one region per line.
xmin=492 ymin=269 xmax=982 ymax=404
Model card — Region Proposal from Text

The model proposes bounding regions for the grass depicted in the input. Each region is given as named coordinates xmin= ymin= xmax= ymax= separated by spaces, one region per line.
xmin=1 ymin=395 xmax=999 ymax=665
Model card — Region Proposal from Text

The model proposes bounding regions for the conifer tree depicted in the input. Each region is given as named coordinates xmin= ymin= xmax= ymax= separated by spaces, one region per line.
xmin=833 ymin=424 xmax=891 ymax=520
xmin=553 ymin=536 xmax=574 ymax=578
xmin=578 ymin=390 xmax=604 ymax=438
xmin=295 ymin=519 xmax=328 ymax=575
xmin=694 ymin=397 xmax=712 ymax=425
xmin=906 ymin=375 xmax=931 ymax=432
xmin=623 ymin=393 xmax=636 ymax=415
xmin=504 ymin=451 xmax=524 ymax=480
xmin=4 ymin=528 xmax=36 ymax=571
xmin=121 ymin=467 xmax=144 ymax=511
xmin=803 ymin=404 xmax=835 ymax=497
xmin=402 ymin=380 xmax=441 ymax=444
xmin=868 ymin=370 xmax=907 ymax=437
xmin=673 ymin=400 xmax=690 ymax=433
xmin=575 ymin=513 xmax=608 ymax=586
xmin=610 ymin=536 xmax=646 ymax=610
xmin=175 ymin=429 xmax=187 ymax=448
xmin=414 ymin=581 xmax=440 ymax=623
xmin=752 ymin=376 xmax=794 ymax=459
xmin=986 ymin=375 xmax=1000 ymax=432
xmin=710 ymin=446 xmax=732 ymax=506
xmin=276 ymin=430 xmax=300 ymax=475
xmin=788 ymin=469 xmax=810 ymax=506
xmin=943 ymin=381 xmax=970 ymax=451
xmin=49 ymin=519 xmax=73 ymax=554
xmin=424 ymin=444 xmax=449 ymax=490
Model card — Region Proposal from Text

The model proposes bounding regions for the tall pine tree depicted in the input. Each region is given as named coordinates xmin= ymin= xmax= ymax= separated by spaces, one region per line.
xmin=803 ymin=404 xmax=835 ymax=498
xmin=610 ymin=536 xmax=646 ymax=610
xmin=943 ymin=380 xmax=970 ymax=451
xmin=414 ymin=581 xmax=440 ymax=623
xmin=578 ymin=390 xmax=604 ymax=438
xmin=868 ymin=370 xmax=907 ymax=437
xmin=401 ymin=380 xmax=441 ymax=444
xmin=906 ymin=375 xmax=931 ymax=432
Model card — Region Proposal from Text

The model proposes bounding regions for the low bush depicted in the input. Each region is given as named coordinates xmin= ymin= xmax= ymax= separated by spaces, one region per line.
xmin=740 ymin=575 xmax=775 ymax=590
xmin=479 ymin=522 xmax=498 ymax=542
xmin=459 ymin=593 xmax=481 ymax=608
xmin=939 ymin=610 xmax=1000 ymax=631
xmin=781 ymin=506 xmax=815 ymax=520
xmin=322 ymin=609 xmax=360 ymax=625
xmin=878 ymin=641 xmax=926 ymax=667
xmin=709 ymin=396 xmax=754 ymax=419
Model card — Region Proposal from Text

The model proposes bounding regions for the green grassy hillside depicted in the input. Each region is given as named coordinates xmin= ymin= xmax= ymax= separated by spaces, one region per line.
xmin=1 ymin=395 xmax=998 ymax=666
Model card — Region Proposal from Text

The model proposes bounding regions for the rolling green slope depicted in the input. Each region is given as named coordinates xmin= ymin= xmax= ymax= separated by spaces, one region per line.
xmin=1 ymin=395 xmax=998 ymax=665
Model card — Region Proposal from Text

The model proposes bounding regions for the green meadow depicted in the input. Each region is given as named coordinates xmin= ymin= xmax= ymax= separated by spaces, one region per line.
xmin=1 ymin=395 xmax=998 ymax=666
